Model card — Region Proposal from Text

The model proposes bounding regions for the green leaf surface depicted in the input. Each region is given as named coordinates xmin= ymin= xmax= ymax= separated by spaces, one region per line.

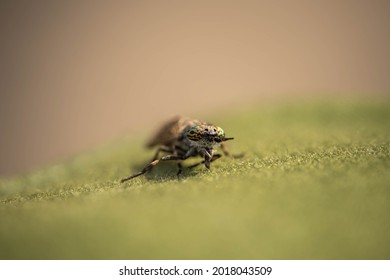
xmin=1 ymin=100 xmax=389 ymax=259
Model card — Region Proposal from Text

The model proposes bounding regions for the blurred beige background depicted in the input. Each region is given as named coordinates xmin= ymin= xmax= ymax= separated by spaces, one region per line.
xmin=1 ymin=0 xmax=389 ymax=176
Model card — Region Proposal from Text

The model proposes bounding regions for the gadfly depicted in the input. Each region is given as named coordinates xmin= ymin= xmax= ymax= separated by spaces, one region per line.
xmin=120 ymin=116 xmax=241 ymax=182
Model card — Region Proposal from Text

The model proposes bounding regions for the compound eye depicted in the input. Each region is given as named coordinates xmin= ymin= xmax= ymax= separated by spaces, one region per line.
xmin=215 ymin=137 xmax=221 ymax=143
xmin=219 ymin=129 xmax=225 ymax=138
xmin=187 ymin=128 xmax=202 ymax=141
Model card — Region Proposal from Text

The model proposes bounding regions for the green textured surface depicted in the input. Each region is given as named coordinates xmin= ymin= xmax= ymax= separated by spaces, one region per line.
xmin=1 ymin=100 xmax=390 ymax=259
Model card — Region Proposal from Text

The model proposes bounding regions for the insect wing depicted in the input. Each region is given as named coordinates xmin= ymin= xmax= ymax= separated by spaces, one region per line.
xmin=146 ymin=116 xmax=192 ymax=148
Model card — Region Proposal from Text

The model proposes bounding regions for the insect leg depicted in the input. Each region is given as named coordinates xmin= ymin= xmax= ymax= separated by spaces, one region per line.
xmin=188 ymin=154 xmax=222 ymax=169
xmin=148 ymin=147 xmax=195 ymax=176
xmin=120 ymin=147 xmax=196 ymax=183
xmin=171 ymin=145 xmax=182 ymax=175
xmin=176 ymin=162 xmax=183 ymax=175
xmin=152 ymin=146 xmax=173 ymax=161
xmin=220 ymin=143 xmax=231 ymax=156
xmin=159 ymin=150 xmax=194 ymax=162
xmin=221 ymin=143 xmax=244 ymax=158
xmin=204 ymin=150 xmax=213 ymax=169
xmin=120 ymin=159 xmax=161 ymax=182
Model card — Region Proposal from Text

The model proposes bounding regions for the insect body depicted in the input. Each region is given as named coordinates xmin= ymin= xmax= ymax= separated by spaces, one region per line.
xmin=120 ymin=116 xmax=238 ymax=182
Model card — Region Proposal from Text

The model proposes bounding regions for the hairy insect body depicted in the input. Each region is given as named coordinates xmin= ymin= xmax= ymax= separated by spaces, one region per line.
xmin=120 ymin=116 xmax=236 ymax=182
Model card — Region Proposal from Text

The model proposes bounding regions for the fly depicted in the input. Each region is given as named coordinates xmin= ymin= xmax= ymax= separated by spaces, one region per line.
xmin=120 ymin=116 xmax=241 ymax=182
